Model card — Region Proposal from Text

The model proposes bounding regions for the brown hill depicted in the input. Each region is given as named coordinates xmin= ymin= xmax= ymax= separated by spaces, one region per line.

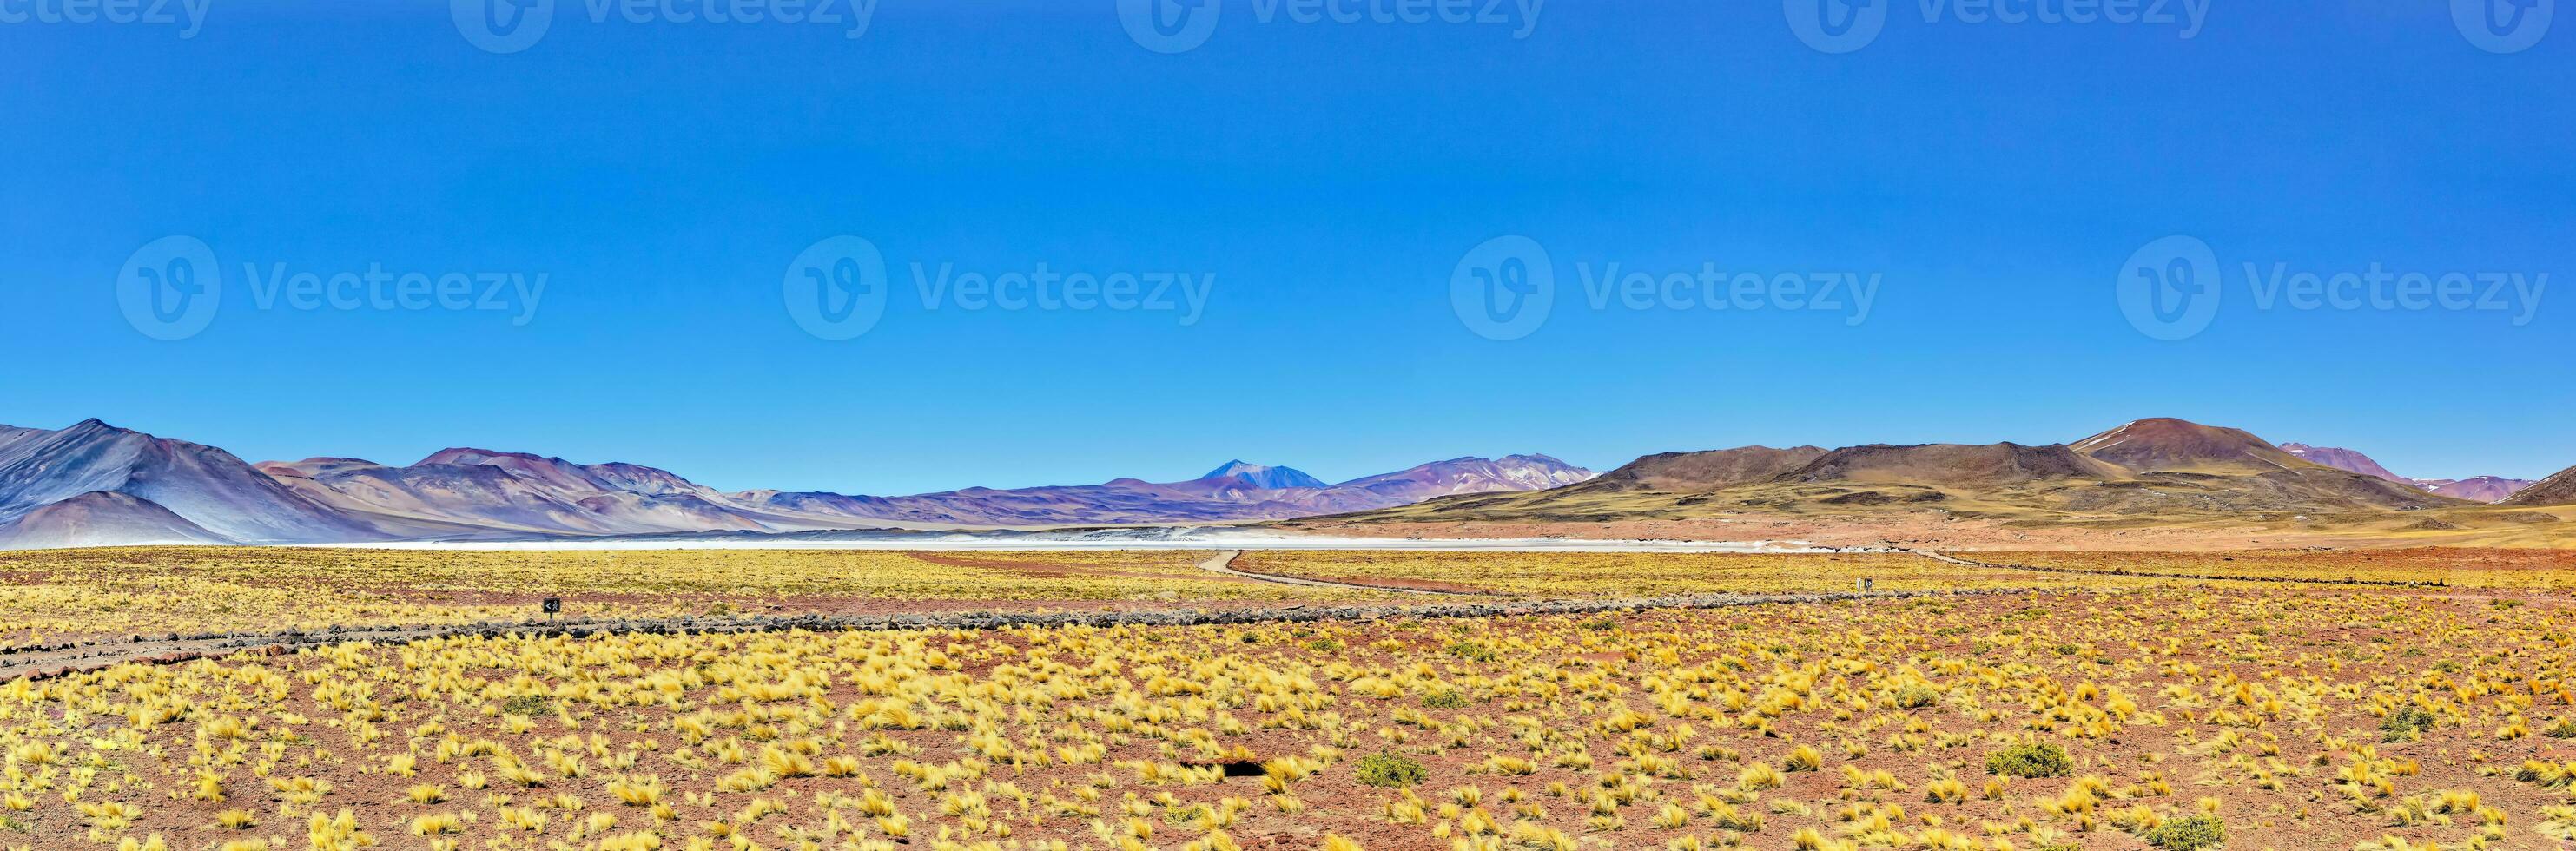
xmin=2504 ymin=466 xmax=2576 ymax=507
xmin=1782 ymin=443 xmax=2121 ymax=487
xmin=1581 ymin=446 xmax=1829 ymax=492
xmin=2071 ymin=419 xmax=2308 ymax=474
xmin=1317 ymin=418 xmax=2469 ymax=527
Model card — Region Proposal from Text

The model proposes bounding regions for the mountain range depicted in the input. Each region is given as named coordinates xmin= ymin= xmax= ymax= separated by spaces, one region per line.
xmin=0 ymin=419 xmax=1595 ymax=549
xmin=1330 ymin=418 xmax=2576 ymax=527
xmin=2278 ymin=443 xmax=2540 ymax=502
xmin=7 ymin=415 xmax=2567 ymax=551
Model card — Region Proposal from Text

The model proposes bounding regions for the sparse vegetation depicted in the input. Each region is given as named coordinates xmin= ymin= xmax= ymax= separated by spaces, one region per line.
xmin=0 ymin=547 xmax=2569 ymax=848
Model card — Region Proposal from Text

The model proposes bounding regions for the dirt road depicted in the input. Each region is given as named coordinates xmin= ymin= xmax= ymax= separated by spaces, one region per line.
xmin=1194 ymin=549 xmax=1489 ymax=595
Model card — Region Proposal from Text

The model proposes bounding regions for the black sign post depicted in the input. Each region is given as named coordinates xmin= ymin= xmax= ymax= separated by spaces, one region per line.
xmin=542 ymin=597 xmax=561 ymax=621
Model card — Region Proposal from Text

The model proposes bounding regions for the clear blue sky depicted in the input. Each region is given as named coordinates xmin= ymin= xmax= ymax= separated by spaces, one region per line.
xmin=3 ymin=1 xmax=2568 ymax=492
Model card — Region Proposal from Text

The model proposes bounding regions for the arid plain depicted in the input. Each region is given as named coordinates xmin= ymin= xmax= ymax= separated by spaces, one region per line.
xmin=4 ymin=543 xmax=2576 ymax=851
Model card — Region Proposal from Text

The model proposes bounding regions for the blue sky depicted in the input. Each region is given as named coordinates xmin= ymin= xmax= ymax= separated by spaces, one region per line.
xmin=3 ymin=1 xmax=2568 ymax=493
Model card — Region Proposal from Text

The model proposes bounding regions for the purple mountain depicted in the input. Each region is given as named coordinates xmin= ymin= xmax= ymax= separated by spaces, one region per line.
xmin=0 ymin=417 xmax=1596 ymax=547
xmin=0 ymin=419 xmax=382 ymax=546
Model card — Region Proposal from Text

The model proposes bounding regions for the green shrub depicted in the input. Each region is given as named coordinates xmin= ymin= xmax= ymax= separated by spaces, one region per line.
xmin=1355 ymin=751 xmax=1428 ymax=788
xmin=2546 ymin=717 xmax=2576 ymax=739
xmin=499 ymin=695 xmax=554 ymax=716
xmin=1985 ymin=742 xmax=2073 ymax=779
xmin=2142 ymin=815 xmax=2225 ymax=849
xmin=1896 ymin=686 xmax=1940 ymax=709
xmin=1422 ymin=689 xmax=1470 ymax=709
xmin=2381 ymin=705 xmax=2435 ymax=742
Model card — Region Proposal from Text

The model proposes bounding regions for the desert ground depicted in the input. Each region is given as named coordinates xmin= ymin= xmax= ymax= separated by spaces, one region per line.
xmin=3 ymin=545 xmax=2576 ymax=850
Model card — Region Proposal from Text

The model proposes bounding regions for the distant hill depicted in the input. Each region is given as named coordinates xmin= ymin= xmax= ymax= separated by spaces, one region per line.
xmin=0 ymin=418 xmax=1592 ymax=548
xmin=2281 ymin=443 xmax=2407 ymax=482
xmin=2431 ymin=476 xmax=2540 ymax=503
xmin=1592 ymin=446 xmax=1833 ymax=492
xmin=2278 ymin=442 xmax=2539 ymax=503
xmin=1784 ymin=442 xmax=2118 ymax=486
xmin=0 ymin=491 xmax=228 ymax=549
xmin=2504 ymin=466 xmax=2576 ymax=508
xmin=1325 ymin=455 xmax=1597 ymax=505
xmin=2070 ymin=419 xmax=2305 ymax=475
xmin=1324 ymin=417 xmax=2471 ymax=525
xmin=1201 ymin=460 xmax=1329 ymax=491
xmin=0 ymin=419 xmax=380 ymax=545
xmin=735 ymin=454 xmax=1595 ymax=526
